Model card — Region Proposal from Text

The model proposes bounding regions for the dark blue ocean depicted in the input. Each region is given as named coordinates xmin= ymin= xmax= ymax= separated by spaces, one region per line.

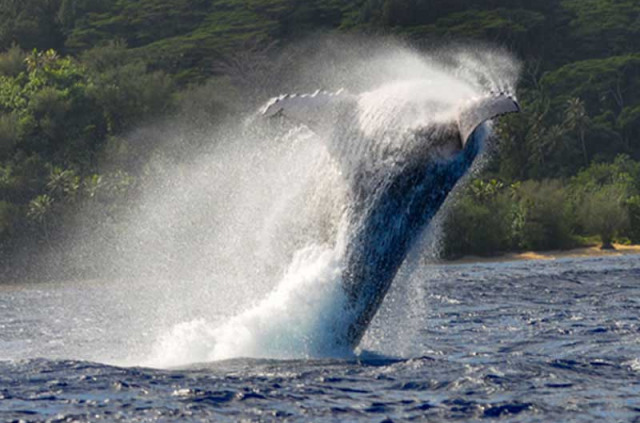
xmin=2 ymin=254 xmax=640 ymax=422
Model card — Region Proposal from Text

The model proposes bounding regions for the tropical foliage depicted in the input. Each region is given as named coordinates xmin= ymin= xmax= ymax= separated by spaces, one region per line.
xmin=0 ymin=0 xmax=638 ymax=275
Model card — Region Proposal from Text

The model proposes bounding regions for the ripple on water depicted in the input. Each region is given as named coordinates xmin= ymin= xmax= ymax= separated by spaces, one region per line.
xmin=1 ymin=256 xmax=640 ymax=422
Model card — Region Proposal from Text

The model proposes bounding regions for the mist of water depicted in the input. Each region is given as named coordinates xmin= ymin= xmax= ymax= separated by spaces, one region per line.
xmin=27 ymin=38 xmax=519 ymax=368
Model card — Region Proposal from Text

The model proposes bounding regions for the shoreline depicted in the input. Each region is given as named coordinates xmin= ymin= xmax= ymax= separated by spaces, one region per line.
xmin=435 ymin=244 xmax=640 ymax=265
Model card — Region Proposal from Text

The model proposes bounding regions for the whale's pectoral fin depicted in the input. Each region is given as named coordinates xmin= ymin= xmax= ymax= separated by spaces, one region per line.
xmin=261 ymin=89 xmax=354 ymax=134
xmin=457 ymin=94 xmax=520 ymax=146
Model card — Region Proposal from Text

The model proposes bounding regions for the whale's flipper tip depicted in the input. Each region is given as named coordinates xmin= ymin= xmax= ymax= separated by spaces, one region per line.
xmin=458 ymin=94 xmax=520 ymax=145
xmin=261 ymin=89 xmax=352 ymax=133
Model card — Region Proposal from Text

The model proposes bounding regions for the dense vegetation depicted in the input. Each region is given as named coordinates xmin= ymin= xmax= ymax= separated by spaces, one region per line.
xmin=0 ymin=0 xmax=638 ymax=275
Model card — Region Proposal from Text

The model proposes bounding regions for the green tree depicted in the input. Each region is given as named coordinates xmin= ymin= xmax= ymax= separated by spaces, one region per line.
xmin=0 ymin=44 xmax=26 ymax=77
xmin=626 ymin=195 xmax=640 ymax=244
xmin=541 ymin=55 xmax=640 ymax=160
xmin=82 ymin=43 xmax=174 ymax=134
xmin=0 ymin=199 xmax=17 ymax=240
xmin=562 ymin=0 xmax=640 ymax=59
xmin=564 ymin=97 xmax=590 ymax=166
xmin=0 ymin=0 xmax=65 ymax=51
xmin=512 ymin=180 xmax=575 ymax=251
xmin=27 ymin=193 xmax=53 ymax=224
xmin=442 ymin=179 xmax=514 ymax=258
xmin=577 ymin=183 xmax=629 ymax=249
xmin=46 ymin=166 xmax=79 ymax=202
xmin=570 ymin=155 xmax=639 ymax=247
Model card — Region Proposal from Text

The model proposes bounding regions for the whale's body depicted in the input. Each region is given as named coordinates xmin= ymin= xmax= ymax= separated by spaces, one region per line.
xmin=263 ymin=88 xmax=519 ymax=348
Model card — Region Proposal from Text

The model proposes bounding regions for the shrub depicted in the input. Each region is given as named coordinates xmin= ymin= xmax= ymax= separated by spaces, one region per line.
xmin=441 ymin=180 xmax=514 ymax=258
xmin=577 ymin=183 xmax=629 ymax=249
xmin=512 ymin=180 xmax=575 ymax=251
xmin=627 ymin=195 xmax=640 ymax=244
xmin=570 ymin=156 xmax=639 ymax=246
xmin=85 ymin=51 xmax=174 ymax=133
xmin=0 ymin=45 xmax=26 ymax=77
xmin=0 ymin=112 xmax=18 ymax=157
xmin=0 ymin=200 xmax=18 ymax=239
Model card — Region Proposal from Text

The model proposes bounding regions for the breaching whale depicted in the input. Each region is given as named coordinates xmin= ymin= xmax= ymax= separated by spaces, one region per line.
xmin=262 ymin=87 xmax=520 ymax=349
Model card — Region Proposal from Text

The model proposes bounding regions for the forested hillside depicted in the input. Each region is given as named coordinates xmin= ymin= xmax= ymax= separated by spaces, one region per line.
xmin=0 ymin=0 xmax=638 ymax=275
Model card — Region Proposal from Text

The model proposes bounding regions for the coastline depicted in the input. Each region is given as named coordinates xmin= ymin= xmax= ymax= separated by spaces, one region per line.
xmin=436 ymin=244 xmax=640 ymax=265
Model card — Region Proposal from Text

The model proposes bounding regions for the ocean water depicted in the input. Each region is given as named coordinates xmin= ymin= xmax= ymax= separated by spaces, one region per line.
xmin=2 ymin=253 xmax=640 ymax=422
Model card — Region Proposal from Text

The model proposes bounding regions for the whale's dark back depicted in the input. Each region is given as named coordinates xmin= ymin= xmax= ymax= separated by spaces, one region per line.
xmin=341 ymin=125 xmax=486 ymax=347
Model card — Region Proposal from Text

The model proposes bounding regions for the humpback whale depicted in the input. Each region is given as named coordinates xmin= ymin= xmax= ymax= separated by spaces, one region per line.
xmin=262 ymin=86 xmax=520 ymax=349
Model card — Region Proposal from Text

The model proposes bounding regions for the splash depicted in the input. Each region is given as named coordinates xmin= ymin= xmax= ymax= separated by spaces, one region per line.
xmin=22 ymin=38 xmax=518 ymax=369
xmin=134 ymin=43 xmax=518 ymax=368
xmin=146 ymin=244 xmax=353 ymax=367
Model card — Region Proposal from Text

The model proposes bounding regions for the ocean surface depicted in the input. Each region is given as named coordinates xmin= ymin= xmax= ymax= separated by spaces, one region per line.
xmin=2 ymin=253 xmax=640 ymax=422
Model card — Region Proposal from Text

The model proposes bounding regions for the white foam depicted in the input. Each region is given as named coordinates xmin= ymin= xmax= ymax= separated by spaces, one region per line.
xmin=145 ymin=243 xmax=353 ymax=367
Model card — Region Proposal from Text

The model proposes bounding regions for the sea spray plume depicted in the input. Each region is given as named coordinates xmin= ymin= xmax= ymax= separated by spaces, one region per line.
xmin=57 ymin=41 xmax=520 ymax=367
xmin=260 ymin=64 xmax=520 ymax=349
xmin=141 ymin=47 xmax=520 ymax=367
xmin=141 ymin=125 xmax=351 ymax=366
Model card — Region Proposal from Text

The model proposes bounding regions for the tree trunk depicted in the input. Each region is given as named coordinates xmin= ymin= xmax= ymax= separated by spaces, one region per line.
xmin=600 ymin=234 xmax=615 ymax=250
xmin=580 ymin=128 xmax=588 ymax=166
